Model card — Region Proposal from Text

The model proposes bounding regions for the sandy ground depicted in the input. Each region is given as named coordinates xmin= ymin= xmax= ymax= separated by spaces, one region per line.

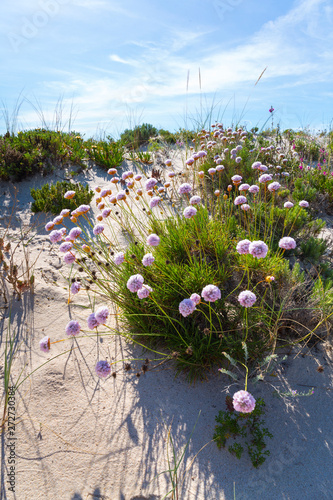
xmin=0 ymin=157 xmax=333 ymax=500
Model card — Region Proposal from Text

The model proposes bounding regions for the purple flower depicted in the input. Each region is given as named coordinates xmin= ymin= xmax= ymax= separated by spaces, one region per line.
xmin=60 ymin=209 xmax=70 ymax=217
xmin=179 ymin=183 xmax=192 ymax=195
xmin=45 ymin=221 xmax=55 ymax=231
xmin=259 ymin=174 xmax=273 ymax=183
xmin=93 ymin=224 xmax=104 ymax=236
xmin=127 ymin=274 xmax=144 ymax=293
xmin=179 ymin=298 xmax=196 ymax=317
xmin=68 ymin=227 xmax=82 ymax=241
xmin=190 ymin=195 xmax=201 ymax=205
xmin=236 ymin=239 xmax=251 ymax=255
xmin=251 ymin=161 xmax=261 ymax=170
xmin=299 ymin=200 xmax=309 ymax=208
xmin=145 ymin=178 xmax=157 ymax=190
xmin=249 ymin=240 xmax=268 ymax=259
xmin=232 ymin=390 xmax=256 ymax=413
xmin=114 ymin=252 xmax=125 ymax=265
xmin=39 ymin=336 xmax=50 ymax=353
xmin=77 ymin=204 xmax=90 ymax=214
xmin=190 ymin=293 xmax=201 ymax=305
xmin=87 ymin=313 xmax=99 ymax=330
xmin=241 ymin=204 xmax=250 ymax=211
xmin=65 ymin=320 xmax=81 ymax=336
xmin=183 ymin=206 xmax=197 ymax=219
xmin=279 ymin=237 xmax=296 ymax=250
xmin=248 ymin=185 xmax=259 ymax=194
xmin=100 ymin=189 xmax=109 ymax=198
xmin=186 ymin=158 xmax=194 ymax=166
xmin=201 ymin=285 xmax=221 ymax=302
xmin=208 ymin=168 xmax=216 ymax=175
xmin=95 ymin=306 xmax=109 ymax=324
xmin=216 ymin=164 xmax=224 ymax=172
xmin=284 ymin=201 xmax=294 ymax=208
xmin=64 ymin=252 xmax=76 ymax=264
xmin=70 ymin=281 xmax=81 ymax=294
xmin=64 ymin=190 xmax=75 ymax=199
xmin=238 ymin=290 xmax=256 ymax=307
xmin=59 ymin=242 xmax=73 ymax=253
xmin=147 ymin=234 xmax=160 ymax=247
xmin=49 ymin=230 xmax=63 ymax=244
xmin=95 ymin=360 xmax=111 ymax=378
xmin=239 ymin=183 xmax=250 ymax=191
xmin=116 ymin=191 xmax=126 ymax=201
xmin=149 ymin=196 xmax=161 ymax=209
xmin=142 ymin=253 xmax=155 ymax=267
xmin=235 ymin=157 xmax=242 ymax=164
xmin=268 ymin=182 xmax=281 ymax=192
xmin=102 ymin=208 xmax=111 ymax=218
xmin=269 ymin=106 xmax=274 ymax=113
xmin=53 ymin=215 xmax=63 ymax=225
xmin=231 ymin=175 xmax=242 ymax=183
xmin=137 ymin=285 xmax=153 ymax=299
xmin=234 ymin=195 xmax=247 ymax=205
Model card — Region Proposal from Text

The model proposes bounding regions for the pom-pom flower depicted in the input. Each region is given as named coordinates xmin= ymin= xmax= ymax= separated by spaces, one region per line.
xmin=208 ymin=168 xmax=216 ymax=176
xmin=241 ymin=204 xmax=250 ymax=211
xmin=178 ymin=183 xmax=192 ymax=195
xmin=145 ymin=178 xmax=157 ymax=190
xmin=234 ymin=195 xmax=247 ymax=205
xmin=249 ymin=241 xmax=268 ymax=259
xmin=190 ymin=293 xmax=201 ymax=305
xmin=279 ymin=237 xmax=296 ymax=250
xmin=49 ymin=230 xmax=63 ymax=244
xmin=114 ymin=252 xmax=125 ymax=265
xmin=64 ymin=252 xmax=76 ymax=264
xmin=299 ymin=200 xmax=309 ymax=208
xmin=137 ymin=285 xmax=153 ymax=299
xmin=95 ymin=306 xmax=109 ymax=324
xmin=39 ymin=336 xmax=50 ymax=353
xmin=64 ymin=190 xmax=75 ymax=199
xmin=70 ymin=281 xmax=81 ymax=294
xmin=268 ymin=182 xmax=281 ymax=192
xmin=232 ymin=390 xmax=256 ymax=413
xmin=87 ymin=313 xmax=99 ymax=330
xmin=284 ymin=201 xmax=294 ymax=208
xmin=45 ymin=221 xmax=55 ymax=231
xmin=258 ymin=174 xmax=273 ymax=183
xmin=59 ymin=242 xmax=73 ymax=253
xmin=142 ymin=253 xmax=155 ymax=267
xmin=179 ymin=298 xmax=196 ymax=317
xmin=231 ymin=175 xmax=242 ymax=184
xmin=248 ymin=185 xmax=259 ymax=194
xmin=68 ymin=227 xmax=82 ymax=241
xmin=93 ymin=224 xmax=104 ymax=236
xmin=95 ymin=360 xmax=111 ymax=379
xmin=127 ymin=274 xmax=144 ymax=293
xmin=201 ymin=285 xmax=221 ymax=302
xmin=147 ymin=234 xmax=160 ymax=247
xmin=65 ymin=320 xmax=81 ymax=336
xmin=236 ymin=239 xmax=251 ymax=255
xmin=238 ymin=290 xmax=256 ymax=307
xmin=239 ymin=183 xmax=250 ymax=191
xmin=183 ymin=206 xmax=197 ymax=219
xmin=149 ymin=196 xmax=161 ymax=209
xmin=190 ymin=195 xmax=201 ymax=205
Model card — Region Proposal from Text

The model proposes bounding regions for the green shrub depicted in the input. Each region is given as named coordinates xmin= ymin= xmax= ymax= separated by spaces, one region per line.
xmin=30 ymin=181 xmax=94 ymax=214
xmin=87 ymin=138 xmax=124 ymax=170
xmin=120 ymin=123 xmax=158 ymax=148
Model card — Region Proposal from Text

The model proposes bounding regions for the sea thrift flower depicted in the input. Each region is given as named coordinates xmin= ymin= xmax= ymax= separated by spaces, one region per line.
xmin=179 ymin=183 xmax=192 ymax=195
xmin=70 ymin=281 xmax=81 ymax=294
xmin=64 ymin=252 xmax=76 ymax=264
xmin=179 ymin=298 xmax=196 ymax=317
xmin=59 ymin=242 xmax=73 ymax=253
xmin=190 ymin=293 xmax=201 ymax=305
xmin=65 ymin=320 xmax=81 ymax=336
xmin=234 ymin=196 xmax=247 ymax=205
xmin=258 ymin=165 xmax=268 ymax=172
xmin=183 ymin=206 xmax=197 ymax=218
xmin=45 ymin=221 xmax=55 ymax=231
xmin=60 ymin=209 xmax=70 ymax=217
xmin=49 ymin=230 xmax=63 ymax=244
xmin=39 ymin=336 xmax=50 ymax=353
xmin=208 ymin=168 xmax=216 ymax=175
xmin=165 ymin=159 xmax=172 ymax=166
xmin=149 ymin=196 xmax=161 ymax=209
xmin=201 ymin=285 xmax=221 ymax=302
xmin=95 ymin=306 xmax=109 ymax=324
xmin=248 ymin=185 xmax=259 ymax=194
xmin=147 ymin=234 xmax=160 ymax=247
xmin=249 ymin=241 xmax=268 ymax=259
xmin=236 ymin=239 xmax=251 ymax=255
xmin=186 ymin=158 xmax=194 ymax=166
xmin=114 ymin=252 xmax=125 ymax=265
xmin=265 ymin=276 xmax=275 ymax=283
xmin=268 ymin=181 xmax=281 ymax=192
xmin=198 ymin=171 xmax=205 ymax=179
xmin=116 ymin=191 xmax=126 ymax=201
xmin=127 ymin=274 xmax=144 ymax=293
xmin=190 ymin=196 xmax=201 ymax=205
xmin=111 ymin=177 xmax=120 ymax=184
xmin=279 ymin=237 xmax=296 ymax=250
xmin=137 ymin=285 xmax=153 ymax=299
xmin=95 ymin=360 xmax=111 ymax=379
xmin=64 ymin=190 xmax=75 ymax=199
xmin=142 ymin=253 xmax=155 ymax=267
xmin=168 ymin=172 xmax=176 ymax=178
xmin=102 ymin=208 xmax=111 ymax=218
xmin=216 ymin=164 xmax=224 ymax=171
xmin=235 ymin=156 xmax=242 ymax=163
xmin=241 ymin=204 xmax=250 ymax=211
xmin=93 ymin=224 xmax=104 ymax=235
xmin=231 ymin=175 xmax=242 ymax=184
xmin=299 ymin=200 xmax=309 ymax=208
xmin=77 ymin=204 xmax=90 ymax=214
xmin=134 ymin=174 xmax=142 ymax=181
xmin=251 ymin=161 xmax=261 ymax=170
xmin=108 ymin=168 xmax=117 ymax=175
xmin=259 ymin=174 xmax=273 ymax=183
xmin=53 ymin=215 xmax=63 ymax=225
xmin=68 ymin=227 xmax=82 ymax=240
xmin=100 ymin=189 xmax=108 ymax=198
xmin=284 ymin=201 xmax=294 ymax=208
xmin=239 ymin=183 xmax=250 ymax=191
xmin=145 ymin=178 xmax=157 ymax=190
xmin=238 ymin=290 xmax=256 ymax=307
xmin=87 ymin=313 xmax=99 ymax=330
xmin=233 ymin=390 xmax=256 ymax=413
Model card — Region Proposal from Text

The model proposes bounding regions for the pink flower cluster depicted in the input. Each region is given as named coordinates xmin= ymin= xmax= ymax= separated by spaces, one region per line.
xmin=95 ymin=360 xmax=111 ymax=378
xmin=233 ymin=390 xmax=256 ymax=413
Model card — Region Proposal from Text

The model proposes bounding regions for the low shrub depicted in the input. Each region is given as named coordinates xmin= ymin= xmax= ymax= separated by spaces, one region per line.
xmin=30 ymin=181 xmax=94 ymax=214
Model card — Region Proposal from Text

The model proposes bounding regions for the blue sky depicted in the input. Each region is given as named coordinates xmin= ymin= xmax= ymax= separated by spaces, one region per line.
xmin=1 ymin=0 xmax=333 ymax=137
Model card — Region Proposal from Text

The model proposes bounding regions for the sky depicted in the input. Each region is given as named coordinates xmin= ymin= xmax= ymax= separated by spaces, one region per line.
xmin=1 ymin=0 xmax=333 ymax=138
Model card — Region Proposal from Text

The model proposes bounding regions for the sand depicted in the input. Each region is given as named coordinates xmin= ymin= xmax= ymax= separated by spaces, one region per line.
xmin=0 ymin=157 xmax=333 ymax=500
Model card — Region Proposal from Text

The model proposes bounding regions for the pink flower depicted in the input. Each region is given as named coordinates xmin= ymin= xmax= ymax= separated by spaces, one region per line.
xmin=284 ymin=201 xmax=294 ymax=208
xmin=95 ymin=360 xmax=111 ymax=378
xmin=39 ymin=336 xmax=50 ymax=353
xmin=236 ymin=239 xmax=251 ymax=255
xmin=87 ymin=313 xmax=99 ymax=330
xmin=231 ymin=175 xmax=242 ymax=184
xmin=279 ymin=237 xmax=296 ymax=250
xmin=168 ymin=172 xmax=176 ymax=178
xmin=183 ymin=206 xmax=197 ymax=218
xmin=116 ymin=191 xmax=126 ymax=201
xmin=251 ymin=161 xmax=261 ymax=170
xmin=201 ymin=285 xmax=221 ymax=302
xmin=299 ymin=200 xmax=309 ymax=208
xmin=216 ymin=164 xmax=224 ymax=172
xmin=179 ymin=183 xmax=192 ymax=195
xmin=186 ymin=158 xmax=194 ymax=166
xmin=190 ymin=293 xmax=201 ymax=305
xmin=232 ymin=390 xmax=256 ymax=413
xmin=234 ymin=195 xmax=247 ymax=205
xmin=134 ymin=174 xmax=142 ymax=181
xmin=77 ymin=204 xmax=90 ymax=214
xmin=179 ymin=298 xmax=196 ymax=317
xmin=208 ymin=168 xmax=216 ymax=175
xmin=64 ymin=252 xmax=76 ymax=264
xmin=149 ymin=196 xmax=161 ymax=209
xmin=49 ymin=230 xmax=63 ymax=244
xmin=145 ymin=178 xmax=157 ymax=190
xmin=108 ymin=168 xmax=117 ymax=175
xmin=65 ymin=320 xmax=81 ymax=336
xmin=165 ymin=158 xmax=172 ymax=166
xmin=114 ymin=252 xmax=125 ymax=265
xmin=142 ymin=253 xmax=155 ymax=267
xmin=95 ymin=306 xmax=109 ymax=324
xmin=241 ymin=204 xmax=250 ymax=211
xmin=70 ymin=281 xmax=81 ymax=294
xmin=137 ymin=285 xmax=153 ymax=299
xmin=249 ymin=241 xmax=268 ymax=259
xmin=235 ymin=157 xmax=242 ymax=164
xmin=248 ymin=185 xmax=259 ymax=194
xmin=60 ymin=209 xmax=70 ymax=217
xmin=258 ymin=174 xmax=272 ymax=183
xmin=127 ymin=274 xmax=144 ymax=293
xmin=268 ymin=182 xmax=281 ymax=192
xmin=239 ymin=183 xmax=250 ymax=191
xmin=45 ymin=221 xmax=55 ymax=231
xmin=68 ymin=227 xmax=82 ymax=241
xmin=93 ymin=224 xmax=104 ymax=235
xmin=59 ymin=242 xmax=73 ymax=253
xmin=64 ymin=190 xmax=75 ymax=199
xmin=238 ymin=290 xmax=256 ymax=307
xmin=102 ymin=208 xmax=111 ymax=218
xmin=53 ymin=215 xmax=63 ymax=225
xmin=147 ymin=234 xmax=160 ymax=247
xmin=190 ymin=196 xmax=201 ymax=205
